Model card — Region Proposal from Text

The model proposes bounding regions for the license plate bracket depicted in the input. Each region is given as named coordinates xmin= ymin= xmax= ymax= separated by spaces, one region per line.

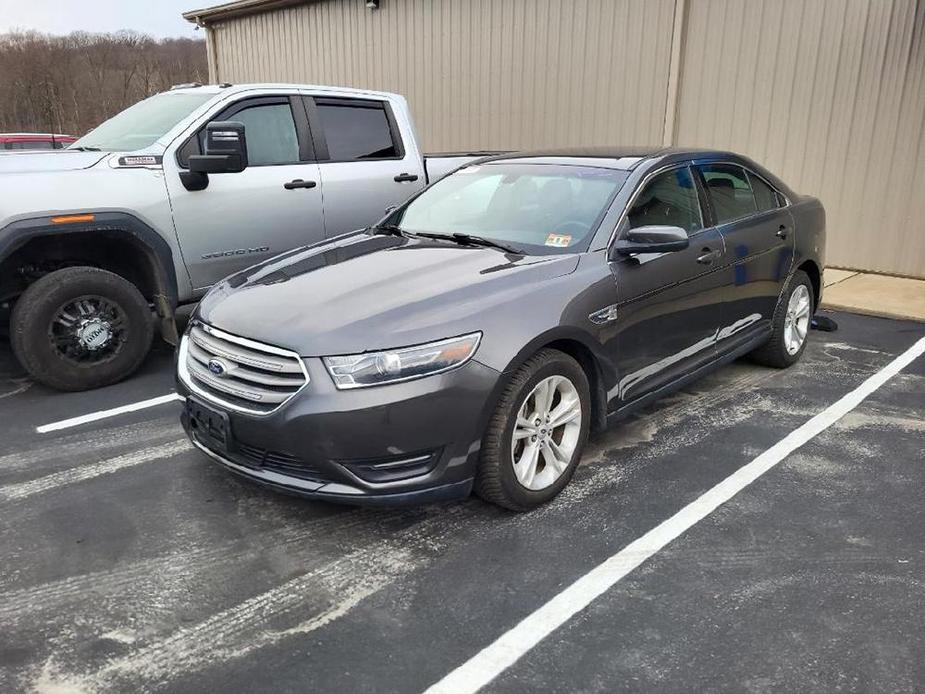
xmin=186 ymin=397 xmax=232 ymax=454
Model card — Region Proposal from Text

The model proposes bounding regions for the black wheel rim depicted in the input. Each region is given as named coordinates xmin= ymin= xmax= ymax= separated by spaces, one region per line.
xmin=48 ymin=294 xmax=128 ymax=366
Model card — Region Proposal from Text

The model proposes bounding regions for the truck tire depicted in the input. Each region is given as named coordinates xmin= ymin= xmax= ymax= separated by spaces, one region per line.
xmin=10 ymin=267 xmax=154 ymax=391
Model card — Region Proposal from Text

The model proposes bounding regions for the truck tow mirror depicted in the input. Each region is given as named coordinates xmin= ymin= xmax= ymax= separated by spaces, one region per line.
xmin=181 ymin=121 xmax=248 ymax=191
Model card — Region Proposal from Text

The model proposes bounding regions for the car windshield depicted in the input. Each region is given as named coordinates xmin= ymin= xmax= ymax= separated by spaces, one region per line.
xmin=69 ymin=91 xmax=214 ymax=152
xmin=391 ymin=163 xmax=628 ymax=254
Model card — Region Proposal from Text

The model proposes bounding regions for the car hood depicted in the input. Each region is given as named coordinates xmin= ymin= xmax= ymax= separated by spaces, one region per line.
xmin=0 ymin=150 xmax=109 ymax=173
xmin=197 ymin=232 xmax=580 ymax=356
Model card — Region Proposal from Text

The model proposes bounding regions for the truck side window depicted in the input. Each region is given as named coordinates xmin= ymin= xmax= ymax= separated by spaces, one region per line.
xmin=316 ymin=100 xmax=399 ymax=161
xmin=177 ymin=97 xmax=300 ymax=168
xmin=233 ymin=103 xmax=300 ymax=166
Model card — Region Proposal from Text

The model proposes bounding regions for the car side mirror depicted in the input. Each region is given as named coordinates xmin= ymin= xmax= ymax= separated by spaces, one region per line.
xmin=181 ymin=121 xmax=248 ymax=191
xmin=612 ymin=225 xmax=690 ymax=258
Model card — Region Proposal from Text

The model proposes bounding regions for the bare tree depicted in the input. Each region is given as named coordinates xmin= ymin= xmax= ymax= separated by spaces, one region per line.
xmin=0 ymin=30 xmax=207 ymax=136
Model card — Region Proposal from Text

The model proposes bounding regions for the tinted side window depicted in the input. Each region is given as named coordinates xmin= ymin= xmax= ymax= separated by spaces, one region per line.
xmin=177 ymin=100 xmax=300 ymax=167
xmin=10 ymin=141 xmax=54 ymax=150
xmin=628 ymin=167 xmax=703 ymax=234
xmin=316 ymin=101 xmax=398 ymax=160
xmin=700 ymin=164 xmax=756 ymax=223
xmin=748 ymin=171 xmax=782 ymax=212
xmin=234 ymin=103 xmax=299 ymax=166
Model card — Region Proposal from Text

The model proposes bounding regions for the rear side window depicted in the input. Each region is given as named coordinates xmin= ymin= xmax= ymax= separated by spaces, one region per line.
xmin=316 ymin=100 xmax=399 ymax=161
xmin=628 ymin=166 xmax=703 ymax=234
xmin=748 ymin=171 xmax=783 ymax=212
xmin=699 ymin=163 xmax=756 ymax=224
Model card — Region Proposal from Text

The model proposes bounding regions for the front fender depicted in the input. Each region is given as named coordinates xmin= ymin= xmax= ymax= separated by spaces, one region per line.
xmin=0 ymin=212 xmax=180 ymax=307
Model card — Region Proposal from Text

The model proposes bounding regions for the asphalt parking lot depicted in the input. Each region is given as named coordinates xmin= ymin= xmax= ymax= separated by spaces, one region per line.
xmin=1 ymin=310 xmax=924 ymax=693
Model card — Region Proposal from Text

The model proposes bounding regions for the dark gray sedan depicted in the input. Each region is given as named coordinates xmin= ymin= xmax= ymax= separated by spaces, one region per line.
xmin=177 ymin=147 xmax=825 ymax=510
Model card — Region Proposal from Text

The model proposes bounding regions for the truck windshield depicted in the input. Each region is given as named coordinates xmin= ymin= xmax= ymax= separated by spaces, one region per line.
xmin=392 ymin=163 xmax=628 ymax=254
xmin=69 ymin=92 xmax=214 ymax=152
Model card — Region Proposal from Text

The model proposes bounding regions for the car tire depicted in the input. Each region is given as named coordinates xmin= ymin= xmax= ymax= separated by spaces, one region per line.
xmin=749 ymin=269 xmax=814 ymax=369
xmin=10 ymin=266 xmax=154 ymax=392
xmin=475 ymin=348 xmax=591 ymax=511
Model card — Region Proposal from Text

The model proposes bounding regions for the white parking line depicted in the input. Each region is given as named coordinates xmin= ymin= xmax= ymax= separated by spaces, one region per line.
xmin=35 ymin=393 xmax=185 ymax=434
xmin=425 ymin=336 xmax=925 ymax=694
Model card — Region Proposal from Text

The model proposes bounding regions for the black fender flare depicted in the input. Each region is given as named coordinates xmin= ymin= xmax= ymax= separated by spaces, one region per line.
xmin=0 ymin=211 xmax=181 ymax=341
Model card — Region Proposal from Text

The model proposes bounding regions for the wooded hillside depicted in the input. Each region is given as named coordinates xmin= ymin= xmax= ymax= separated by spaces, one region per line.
xmin=0 ymin=31 xmax=208 ymax=136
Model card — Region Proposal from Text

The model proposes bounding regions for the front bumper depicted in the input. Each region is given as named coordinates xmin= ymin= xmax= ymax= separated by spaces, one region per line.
xmin=178 ymin=356 xmax=501 ymax=506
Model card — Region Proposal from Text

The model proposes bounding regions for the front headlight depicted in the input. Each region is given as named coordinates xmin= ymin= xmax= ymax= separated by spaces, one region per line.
xmin=323 ymin=332 xmax=482 ymax=389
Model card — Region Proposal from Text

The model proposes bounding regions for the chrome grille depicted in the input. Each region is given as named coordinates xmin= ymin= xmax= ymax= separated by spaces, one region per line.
xmin=183 ymin=323 xmax=308 ymax=414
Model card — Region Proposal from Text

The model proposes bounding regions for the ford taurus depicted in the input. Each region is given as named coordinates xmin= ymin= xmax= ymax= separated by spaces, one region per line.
xmin=177 ymin=147 xmax=825 ymax=511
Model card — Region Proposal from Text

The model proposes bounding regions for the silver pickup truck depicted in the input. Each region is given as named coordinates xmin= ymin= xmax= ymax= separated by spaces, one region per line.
xmin=0 ymin=83 xmax=494 ymax=391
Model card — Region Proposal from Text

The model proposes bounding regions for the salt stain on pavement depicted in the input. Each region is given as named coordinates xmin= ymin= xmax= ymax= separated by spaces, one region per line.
xmin=0 ymin=417 xmax=182 ymax=476
xmin=0 ymin=439 xmax=190 ymax=501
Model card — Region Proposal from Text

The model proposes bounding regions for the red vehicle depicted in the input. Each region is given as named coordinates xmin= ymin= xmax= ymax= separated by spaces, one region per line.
xmin=0 ymin=133 xmax=77 ymax=151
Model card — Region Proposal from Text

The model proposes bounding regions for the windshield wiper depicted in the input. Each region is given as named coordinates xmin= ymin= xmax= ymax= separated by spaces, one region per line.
xmin=68 ymin=146 xmax=102 ymax=151
xmin=368 ymin=223 xmax=406 ymax=237
xmin=415 ymin=232 xmax=520 ymax=254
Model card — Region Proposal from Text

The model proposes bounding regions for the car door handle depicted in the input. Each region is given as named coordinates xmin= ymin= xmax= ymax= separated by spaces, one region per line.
xmin=283 ymin=179 xmax=317 ymax=190
xmin=696 ymin=248 xmax=722 ymax=264
xmin=776 ymin=224 xmax=789 ymax=239
xmin=394 ymin=173 xmax=419 ymax=183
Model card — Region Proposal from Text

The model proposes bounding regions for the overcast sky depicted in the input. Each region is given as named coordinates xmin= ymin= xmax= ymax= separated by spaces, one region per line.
xmin=0 ymin=0 xmax=205 ymax=38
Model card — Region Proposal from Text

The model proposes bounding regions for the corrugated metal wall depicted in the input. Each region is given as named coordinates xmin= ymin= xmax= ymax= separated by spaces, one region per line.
xmin=207 ymin=0 xmax=925 ymax=277
xmin=208 ymin=0 xmax=677 ymax=150
xmin=676 ymin=0 xmax=925 ymax=276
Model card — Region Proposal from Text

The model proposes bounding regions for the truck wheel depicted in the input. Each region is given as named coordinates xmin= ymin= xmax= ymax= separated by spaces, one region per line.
xmin=10 ymin=267 xmax=154 ymax=391
xmin=475 ymin=348 xmax=590 ymax=511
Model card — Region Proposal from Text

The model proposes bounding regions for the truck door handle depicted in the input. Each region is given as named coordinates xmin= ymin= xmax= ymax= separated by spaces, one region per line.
xmin=696 ymin=248 xmax=722 ymax=265
xmin=776 ymin=224 xmax=789 ymax=239
xmin=394 ymin=173 xmax=419 ymax=183
xmin=283 ymin=179 xmax=317 ymax=190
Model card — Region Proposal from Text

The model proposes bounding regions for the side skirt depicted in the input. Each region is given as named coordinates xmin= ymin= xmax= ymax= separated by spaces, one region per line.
xmin=605 ymin=332 xmax=769 ymax=426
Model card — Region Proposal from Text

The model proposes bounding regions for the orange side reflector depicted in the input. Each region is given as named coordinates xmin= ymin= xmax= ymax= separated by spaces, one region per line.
xmin=50 ymin=214 xmax=95 ymax=224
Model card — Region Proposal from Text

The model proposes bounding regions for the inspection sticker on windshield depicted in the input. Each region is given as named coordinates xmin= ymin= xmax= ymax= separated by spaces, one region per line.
xmin=545 ymin=233 xmax=572 ymax=247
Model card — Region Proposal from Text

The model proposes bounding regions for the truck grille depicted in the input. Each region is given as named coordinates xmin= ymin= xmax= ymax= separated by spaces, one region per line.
xmin=184 ymin=323 xmax=308 ymax=414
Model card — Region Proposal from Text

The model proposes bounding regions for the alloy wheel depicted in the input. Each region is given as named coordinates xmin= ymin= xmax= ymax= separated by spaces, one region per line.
xmin=510 ymin=374 xmax=583 ymax=490
xmin=783 ymin=284 xmax=811 ymax=355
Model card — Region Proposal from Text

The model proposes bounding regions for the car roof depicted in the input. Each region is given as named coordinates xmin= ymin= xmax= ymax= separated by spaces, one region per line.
xmin=481 ymin=147 xmax=737 ymax=171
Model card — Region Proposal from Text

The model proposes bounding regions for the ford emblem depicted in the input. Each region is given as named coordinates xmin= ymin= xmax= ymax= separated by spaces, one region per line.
xmin=208 ymin=358 xmax=228 ymax=377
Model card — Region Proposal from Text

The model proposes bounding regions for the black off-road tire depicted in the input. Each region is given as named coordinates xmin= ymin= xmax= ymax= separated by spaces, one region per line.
xmin=10 ymin=267 xmax=154 ymax=391
xmin=475 ymin=348 xmax=591 ymax=511
xmin=749 ymin=269 xmax=814 ymax=369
